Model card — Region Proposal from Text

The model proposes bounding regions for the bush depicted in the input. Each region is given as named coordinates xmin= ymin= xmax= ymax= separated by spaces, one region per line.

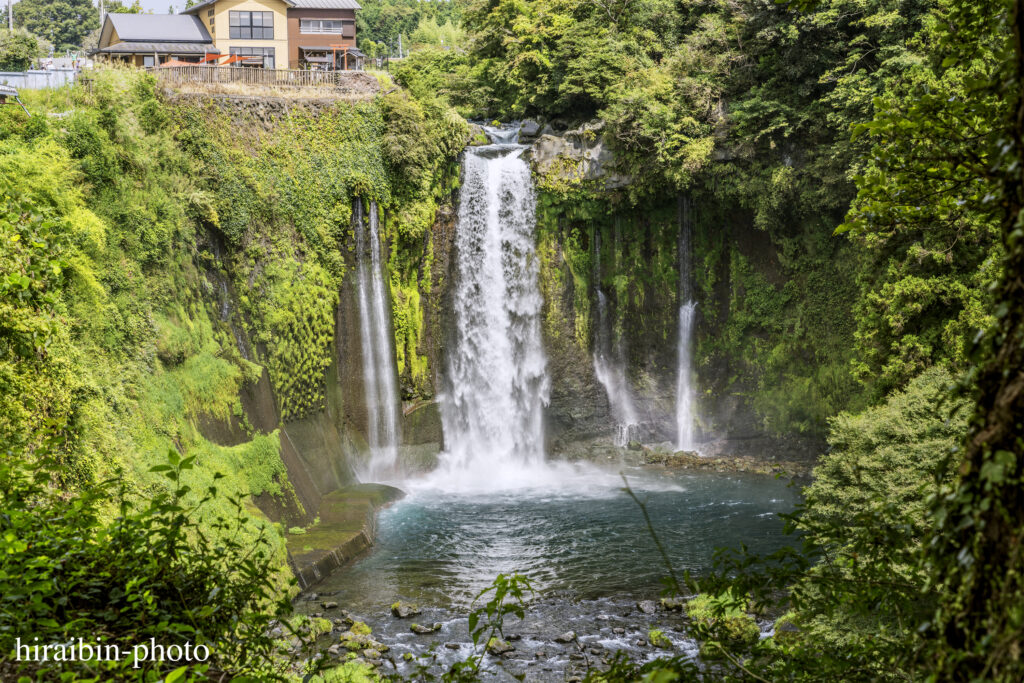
xmin=0 ymin=449 xmax=311 ymax=680
xmin=0 ymin=29 xmax=40 ymax=71
xmin=686 ymin=592 xmax=760 ymax=657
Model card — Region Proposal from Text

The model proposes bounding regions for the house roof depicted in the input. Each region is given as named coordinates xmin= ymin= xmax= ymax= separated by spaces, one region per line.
xmin=182 ymin=0 xmax=359 ymax=13
xmin=99 ymin=14 xmax=215 ymax=48
xmin=291 ymin=0 xmax=361 ymax=9
xmin=94 ymin=42 xmax=220 ymax=54
xmin=183 ymin=0 xmax=294 ymax=14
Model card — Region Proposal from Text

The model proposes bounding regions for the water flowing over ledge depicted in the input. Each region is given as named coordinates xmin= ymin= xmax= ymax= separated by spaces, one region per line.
xmin=353 ymin=200 xmax=402 ymax=481
xmin=432 ymin=126 xmax=551 ymax=493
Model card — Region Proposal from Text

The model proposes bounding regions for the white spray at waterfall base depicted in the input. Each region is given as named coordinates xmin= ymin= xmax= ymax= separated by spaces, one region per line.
xmin=593 ymin=285 xmax=640 ymax=447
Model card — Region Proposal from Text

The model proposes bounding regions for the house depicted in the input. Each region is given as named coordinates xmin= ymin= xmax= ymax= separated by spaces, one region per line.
xmin=94 ymin=14 xmax=219 ymax=67
xmin=181 ymin=0 xmax=362 ymax=70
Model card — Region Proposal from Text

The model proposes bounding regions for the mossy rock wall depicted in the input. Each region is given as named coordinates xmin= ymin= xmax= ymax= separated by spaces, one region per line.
xmin=530 ymin=182 xmax=861 ymax=450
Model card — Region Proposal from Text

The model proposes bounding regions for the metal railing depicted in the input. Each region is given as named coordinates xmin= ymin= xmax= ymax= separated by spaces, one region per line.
xmin=148 ymin=65 xmax=366 ymax=89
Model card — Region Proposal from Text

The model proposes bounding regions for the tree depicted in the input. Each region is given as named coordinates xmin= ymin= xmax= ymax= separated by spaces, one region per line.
xmin=0 ymin=29 xmax=41 ymax=70
xmin=108 ymin=0 xmax=144 ymax=13
xmin=13 ymin=0 xmax=99 ymax=53
xmin=924 ymin=0 xmax=1024 ymax=679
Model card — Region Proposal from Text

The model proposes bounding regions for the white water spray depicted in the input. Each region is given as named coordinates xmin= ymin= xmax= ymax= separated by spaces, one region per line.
xmin=430 ymin=126 xmax=553 ymax=490
xmin=675 ymin=196 xmax=699 ymax=452
xmin=354 ymin=200 xmax=401 ymax=480
xmin=592 ymin=228 xmax=639 ymax=447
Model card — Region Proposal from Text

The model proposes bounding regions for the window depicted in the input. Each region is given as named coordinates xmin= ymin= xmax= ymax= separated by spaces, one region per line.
xmin=229 ymin=11 xmax=274 ymax=40
xmin=143 ymin=55 xmax=155 ymax=67
xmin=299 ymin=19 xmax=343 ymax=34
xmin=230 ymin=46 xmax=275 ymax=69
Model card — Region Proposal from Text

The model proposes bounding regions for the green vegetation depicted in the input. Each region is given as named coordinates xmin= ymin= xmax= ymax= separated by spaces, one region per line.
xmin=0 ymin=29 xmax=43 ymax=71
xmin=0 ymin=67 xmax=463 ymax=679
xmin=357 ymin=0 xmax=464 ymax=57
xmin=0 ymin=450 xmax=312 ymax=680
xmin=12 ymin=0 xmax=97 ymax=53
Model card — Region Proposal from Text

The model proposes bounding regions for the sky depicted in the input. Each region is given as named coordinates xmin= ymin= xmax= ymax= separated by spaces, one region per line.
xmin=5 ymin=0 xmax=188 ymax=18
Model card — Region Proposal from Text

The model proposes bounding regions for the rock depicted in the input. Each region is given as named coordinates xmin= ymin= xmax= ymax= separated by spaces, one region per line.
xmin=627 ymin=440 xmax=643 ymax=451
xmin=660 ymin=597 xmax=685 ymax=611
xmin=554 ymin=631 xmax=577 ymax=643
xmin=636 ymin=600 xmax=658 ymax=614
xmin=467 ymin=124 xmax=489 ymax=147
xmin=321 ymin=601 xmax=339 ymax=610
xmin=535 ymin=650 xmax=547 ymax=658
xmin=648 ymin=629 xmax=672 ymax=648
xmin=635 ymin=638 xmax=648 ymax=647
xmin=391 ymin=601 xmax=422 ymax=619
xmin=612 ymin=627 xmax=625 ymax=635
xmin=445 ymin=643 xmax=461 ymax=650
xmin=311 ymin=612 xmax=323 ymax=618
xmin=362 ymin=649 xmax=381 ymax=660
xmin=529 ymin=120 xmax=630 ymax=189
xmin=403 ymin=652 xmax=415 ymax=661
xmin=307 ymin=593 xmax=318 ymax=601
xmin=519 ymin=119 xmax=541 ymax=141
xmin=327 ymin=643 xmax=342 ymax=657
xmin=410 ymin=622 xmax=442 ymax=634
xmin=486 ymin=637 xmax=514 ymax=655
xmin=506 ymin=633 xmax=522 ymax=641
xmin=569 ymin=653 xmax=585 ymax=661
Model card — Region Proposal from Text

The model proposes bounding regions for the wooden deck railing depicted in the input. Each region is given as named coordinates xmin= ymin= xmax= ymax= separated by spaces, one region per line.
xmin=148 ymin=66 xmax=367 ymax=89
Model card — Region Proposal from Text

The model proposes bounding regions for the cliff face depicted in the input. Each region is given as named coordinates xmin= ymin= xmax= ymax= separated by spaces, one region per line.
xmin=521 ymin=122 xmax=859 ymax=456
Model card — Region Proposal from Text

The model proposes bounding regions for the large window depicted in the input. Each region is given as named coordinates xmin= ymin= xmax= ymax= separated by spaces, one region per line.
xmin=299 ymin=19 xmax=343 ymax=34
xmin=230 ymin=46 xmax=276 ymax=69
xmin=229 ymin=11 xmax=274 ymax=40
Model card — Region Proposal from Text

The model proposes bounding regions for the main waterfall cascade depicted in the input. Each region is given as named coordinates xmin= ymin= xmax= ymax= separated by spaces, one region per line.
xmin=432 ymin=126 xmax=552 ymax=488
xmin=675 ymin=195 xmax=699 ymax=452
xmin=592 ymin=227 xmax=640 ymax=447
xmin=353 ymin=200 xmax=402 ymax=480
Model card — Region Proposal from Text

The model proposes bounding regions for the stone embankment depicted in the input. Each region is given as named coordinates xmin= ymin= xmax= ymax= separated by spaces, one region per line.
xmin=286 ymin=483 xmax=404 ymax=589
xmin=642 ymin=448 xmax=813 ymax=477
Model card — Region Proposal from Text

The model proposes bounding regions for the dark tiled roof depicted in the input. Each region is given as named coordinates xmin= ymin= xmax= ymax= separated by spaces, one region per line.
xmin=291 ymin=0 xmax=361 ymax=9
xmin=107 ymin=14 xmax=214 ymax=43
xmin=96 ymin=42 xmax=219 ymax=54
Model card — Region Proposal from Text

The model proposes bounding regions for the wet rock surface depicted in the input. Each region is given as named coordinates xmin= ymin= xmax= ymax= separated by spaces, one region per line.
xmin=296 ymin=595 xmax=719 ymax=679
xmin=641 ymin=447 xmax=813 ymax=477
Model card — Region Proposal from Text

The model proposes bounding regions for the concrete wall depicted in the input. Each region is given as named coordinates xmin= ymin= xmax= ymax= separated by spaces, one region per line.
xmin=0 ymin=70 xmax=78 ymax=89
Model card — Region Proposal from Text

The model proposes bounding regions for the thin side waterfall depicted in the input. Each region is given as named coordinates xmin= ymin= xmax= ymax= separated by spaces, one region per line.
xmin=435 ymin=126 xmax=550 ymax=486
xmin=592 ymin=226 xmax=639 ymax=447
xmin=676 ymin=195 xmax=699 ymax=452
xmin=353 ymin=200 xmax=401 ymax=479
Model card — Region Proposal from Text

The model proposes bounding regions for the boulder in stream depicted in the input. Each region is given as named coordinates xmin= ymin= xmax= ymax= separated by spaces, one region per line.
xmin=554 ymin=631 xmax=577 ymax=643
xmin=391 ymin=601 xmax=422 ymax=618
xmin=637 ymin=600 xmax=658 ymax=614
xmin=410 ymin=622 xmax=442 ymax=634
xmin=487 ymin=637 xmax=514 ymax=655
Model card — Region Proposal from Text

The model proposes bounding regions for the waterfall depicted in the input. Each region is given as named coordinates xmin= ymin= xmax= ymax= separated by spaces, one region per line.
xmin=592 ymin=226 xmax=640 ymax=447
xmin=675 ymin=195 xmax=699 ymax=452
xmin=353 ymin=200 xmax=401 ymax=479
xmin=436 ymin=126 xmax=550 ymax=482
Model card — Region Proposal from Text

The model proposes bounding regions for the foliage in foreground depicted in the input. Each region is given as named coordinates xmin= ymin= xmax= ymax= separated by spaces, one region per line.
xmin=0 ymin=449 xmax=306 ymax=680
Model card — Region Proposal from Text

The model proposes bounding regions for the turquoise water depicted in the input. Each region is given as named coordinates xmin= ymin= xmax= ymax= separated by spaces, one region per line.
xmin=317 ymin=467 xmax=799 ymax=609
xmin=304 ymin=467 xmax=801 ymax=678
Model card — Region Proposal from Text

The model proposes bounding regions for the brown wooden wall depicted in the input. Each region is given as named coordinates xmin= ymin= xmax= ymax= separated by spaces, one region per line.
xmin=286 ymin=9 xmax=357 ymax=68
